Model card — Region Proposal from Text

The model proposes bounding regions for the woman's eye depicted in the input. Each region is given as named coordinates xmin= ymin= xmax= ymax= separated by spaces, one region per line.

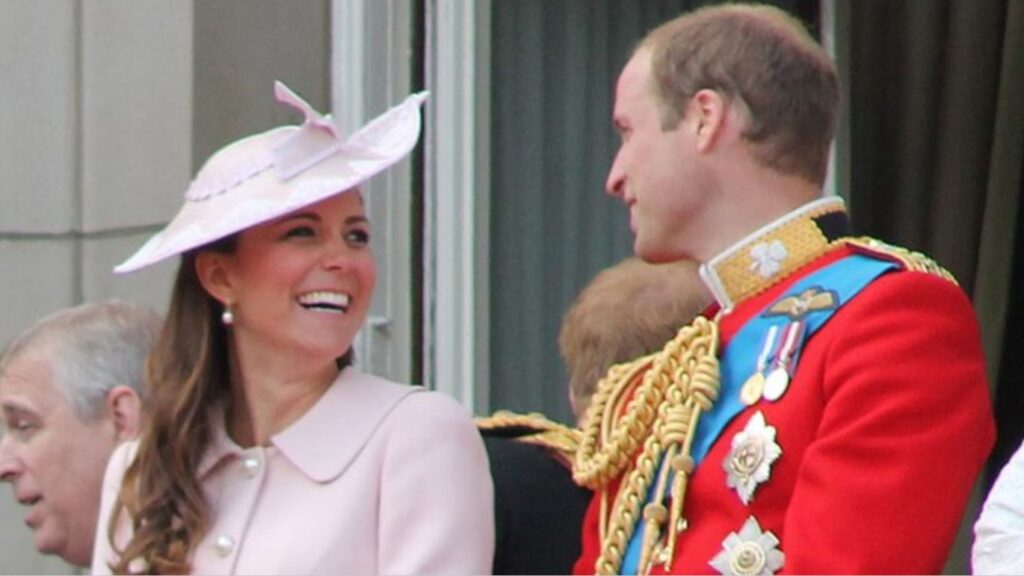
xmin=346 ymin=229 xmax=370 ymax=246
xmin=284 ymin=226 xmax=316 ymax=239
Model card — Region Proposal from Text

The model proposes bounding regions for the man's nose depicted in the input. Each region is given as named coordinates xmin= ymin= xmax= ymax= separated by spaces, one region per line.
xmin=0 ymin=439 xmax=22 ymax=482
xmin=606 ymin=154 xmax=626 ymax=197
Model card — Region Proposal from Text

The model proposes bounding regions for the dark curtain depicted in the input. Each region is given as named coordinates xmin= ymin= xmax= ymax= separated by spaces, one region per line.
xmin=845 ymin=0 xmax=1024 ymax=572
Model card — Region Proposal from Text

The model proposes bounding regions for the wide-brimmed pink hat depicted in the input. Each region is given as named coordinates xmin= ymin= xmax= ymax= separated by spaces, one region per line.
xmin=115 ymin=81 xmax=428 ymax=273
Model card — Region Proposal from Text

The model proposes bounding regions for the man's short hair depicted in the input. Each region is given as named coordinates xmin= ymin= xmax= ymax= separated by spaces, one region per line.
xmin=640 ymin=4 xmax=839 ymax=185
xmin=0 ymin=300 xmax=161 ymax=421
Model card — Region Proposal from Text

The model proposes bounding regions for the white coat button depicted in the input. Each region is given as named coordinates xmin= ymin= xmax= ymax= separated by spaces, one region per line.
xmin=242 ymin=456 xmax=261 ymax=477
xmin=214 ymin=535 xmax=235 ymax=557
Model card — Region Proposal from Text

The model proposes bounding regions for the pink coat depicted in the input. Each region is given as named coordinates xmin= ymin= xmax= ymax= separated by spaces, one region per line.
xmin=92 ymin=367 xmax=495 ymax=575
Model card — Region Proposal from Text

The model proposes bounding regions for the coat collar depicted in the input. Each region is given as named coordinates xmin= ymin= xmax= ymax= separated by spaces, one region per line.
xmin=698 ymin=196 xmax=850 ymax=313
xmin=198 ymin=366 xmax=421 ymax=483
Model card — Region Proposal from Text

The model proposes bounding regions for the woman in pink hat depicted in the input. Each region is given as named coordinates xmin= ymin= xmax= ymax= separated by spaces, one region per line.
xmin=91 ymin=83 xmax=494 ymax=575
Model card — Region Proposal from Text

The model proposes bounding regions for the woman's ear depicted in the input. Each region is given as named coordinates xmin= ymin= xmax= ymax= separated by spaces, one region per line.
xmin=194 ymin=251 xmax=236 ymax=306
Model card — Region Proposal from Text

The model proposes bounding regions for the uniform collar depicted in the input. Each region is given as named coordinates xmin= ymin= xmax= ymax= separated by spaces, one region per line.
xmin=198 ymin=366 xmax=420 ymax=483
xmin=698 ymin=196 xmax=850 ymax=312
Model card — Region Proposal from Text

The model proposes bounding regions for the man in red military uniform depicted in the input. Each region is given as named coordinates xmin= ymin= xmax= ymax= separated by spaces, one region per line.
xmin=572 ymin=4 xmax=995 ymax=575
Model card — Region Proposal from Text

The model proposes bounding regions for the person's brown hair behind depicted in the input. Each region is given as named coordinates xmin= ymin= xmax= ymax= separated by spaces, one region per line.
xmin=641 ymin=3 xmax=839 ymax=185
xmin=107 ymin=252 xmax=229 ymax=574
xmin=559 ymin=258 xmax=709 ymax=421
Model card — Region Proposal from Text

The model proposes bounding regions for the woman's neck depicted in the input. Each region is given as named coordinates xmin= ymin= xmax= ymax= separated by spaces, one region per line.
xmin=225 ymin=341 xmax=340 ymax=448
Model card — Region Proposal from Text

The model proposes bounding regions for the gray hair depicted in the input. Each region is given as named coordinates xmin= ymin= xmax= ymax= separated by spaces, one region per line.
xmin=0 ymin=300 xmax=162 ymax=422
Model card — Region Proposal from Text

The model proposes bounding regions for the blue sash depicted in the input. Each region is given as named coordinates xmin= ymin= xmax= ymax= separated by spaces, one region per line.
xmin=620 ymin=253 xmax=897 ymax=574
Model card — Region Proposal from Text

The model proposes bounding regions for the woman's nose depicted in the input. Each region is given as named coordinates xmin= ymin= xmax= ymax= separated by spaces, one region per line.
xmin=320 ymin=239 xmax=351 ymax=272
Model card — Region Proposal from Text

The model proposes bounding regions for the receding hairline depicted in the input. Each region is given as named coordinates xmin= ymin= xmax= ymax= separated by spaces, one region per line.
xmin=1 ymin=310 xmax=71 ymax=370
xmin=639 ymin=3 xmax=821 ymax=55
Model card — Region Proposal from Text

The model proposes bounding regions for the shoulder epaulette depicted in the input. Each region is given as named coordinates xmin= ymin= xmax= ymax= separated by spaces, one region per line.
xmin=843 ymin=236 xmax=958 ymax=286
xmin=476 ymin=410 xmax=581 ymax=460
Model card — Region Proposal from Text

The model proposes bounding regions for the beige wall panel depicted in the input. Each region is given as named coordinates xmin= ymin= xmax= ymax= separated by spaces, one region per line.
xmin=0 ymin=240 xmax=75 ymax=348
xmin=81 ymin=233 xmax=175 ymax=314
xmin=79 ymin=0 xmax=193 ymax=233
xmin=0 ymin=1 xmax=76 ymax=234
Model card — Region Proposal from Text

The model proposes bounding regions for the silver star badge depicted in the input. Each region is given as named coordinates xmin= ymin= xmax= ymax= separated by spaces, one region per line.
xmin=710 ymin=516 xmax=785 ymax=576
xmin=724 ymin=411 xmax=782 ymax=504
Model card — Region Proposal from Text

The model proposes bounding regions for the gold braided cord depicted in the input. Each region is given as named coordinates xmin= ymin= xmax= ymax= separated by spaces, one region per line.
xmin=843 ymin=236 xmax=959 ymax=285
xmin=601 ymin=356 xmax=658 ymax=446
xmin=659 ymin=354 xmax=719 ymax=571
xmin=580 ymin=317 xmax=720 ymax=575
xmin=573 ymin=322 xmax=704 ymax=489
xmin=475 ymin=409 xmax=569 ymax=432
xmin=475 ymin=410 xmax=582 ymax=462
xmin=516 ymin=429 xmax=581 ymax=460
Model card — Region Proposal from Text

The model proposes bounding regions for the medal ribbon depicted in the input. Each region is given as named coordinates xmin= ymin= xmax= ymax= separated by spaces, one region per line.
xmin=756 ymin=325 xmax=780 ymax=376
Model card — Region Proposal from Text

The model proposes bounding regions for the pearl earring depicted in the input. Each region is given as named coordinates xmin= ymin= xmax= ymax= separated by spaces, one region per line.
xmin=221 ymin=306 xmax=234 ymax=326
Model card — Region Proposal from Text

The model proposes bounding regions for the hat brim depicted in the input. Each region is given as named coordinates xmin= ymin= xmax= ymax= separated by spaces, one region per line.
xmin=114 ymin=92 xmax=427 ymax=273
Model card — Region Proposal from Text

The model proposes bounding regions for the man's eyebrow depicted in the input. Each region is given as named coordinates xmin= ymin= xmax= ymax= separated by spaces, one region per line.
xmin=0 ymin=400 xmax=32 ymax=414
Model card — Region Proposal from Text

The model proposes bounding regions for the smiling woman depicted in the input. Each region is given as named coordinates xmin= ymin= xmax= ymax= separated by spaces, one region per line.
xmin=90 ymin=82 xmax=494 ymax=575
xmin=194 ymin=194 xmax=376 ymax=388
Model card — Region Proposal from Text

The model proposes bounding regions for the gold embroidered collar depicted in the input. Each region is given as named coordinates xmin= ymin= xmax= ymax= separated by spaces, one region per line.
xmin=698 ymin=197 xmax=849 ymax=312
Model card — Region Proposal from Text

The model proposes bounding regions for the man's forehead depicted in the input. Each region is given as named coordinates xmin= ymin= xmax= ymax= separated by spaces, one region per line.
xmin=0 ymin=353 xmax=63 ymax=413
xmin=614 ymin=51 xmax=654 ymax=114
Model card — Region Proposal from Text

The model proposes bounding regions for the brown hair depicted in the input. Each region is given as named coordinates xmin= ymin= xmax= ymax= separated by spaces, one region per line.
xmin=558 ymin=258 xmax=709 ymax=420
xmin=640 ymin=3 xmax=839 ymax=185
xmin=107 ymin=250 xmax=229 ymax=574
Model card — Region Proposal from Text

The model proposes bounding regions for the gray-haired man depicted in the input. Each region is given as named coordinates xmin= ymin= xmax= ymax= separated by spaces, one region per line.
xmin=0 ymin=300 xmax=160 ymax=567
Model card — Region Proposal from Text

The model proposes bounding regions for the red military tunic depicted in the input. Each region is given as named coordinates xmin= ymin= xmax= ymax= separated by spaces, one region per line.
xmin=573 ymin=198 xmax=995 ymax=575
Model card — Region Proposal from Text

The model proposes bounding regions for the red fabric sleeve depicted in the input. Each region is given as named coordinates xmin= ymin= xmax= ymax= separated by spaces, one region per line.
xmin=779 ymin=271 xmax=995 ymax=574
xmin=573 ymin=486 xmax=604 ymax=575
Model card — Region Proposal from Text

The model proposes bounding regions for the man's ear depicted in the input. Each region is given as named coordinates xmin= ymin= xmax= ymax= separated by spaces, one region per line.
xmin=688 ymin=89 xmax=728 ymax=152
xmin=105 ymin=386 xmax=142 ymax=442
xmin=194 ymin=251 xmax=236 ymax=307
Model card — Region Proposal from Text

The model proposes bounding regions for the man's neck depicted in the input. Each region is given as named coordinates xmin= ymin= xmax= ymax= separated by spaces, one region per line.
xmin=696 ymin=169 xmax=822 ymax=264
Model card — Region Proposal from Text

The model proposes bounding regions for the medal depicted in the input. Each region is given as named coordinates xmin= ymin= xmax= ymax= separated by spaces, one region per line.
xmin=761 ymin=321 xmax=805 ymax=402
xmin=762 ymin=368 xmax=789 ymax=402
xmin=740 ymin=325 xmax=779 ymax=405
xmin=710 ymin=516 xmax=785 ymax=576
xmin=724 ymin=411 xmax=782 ymax=504
xmin=740 ymin=373 xmax=765 ymax=405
